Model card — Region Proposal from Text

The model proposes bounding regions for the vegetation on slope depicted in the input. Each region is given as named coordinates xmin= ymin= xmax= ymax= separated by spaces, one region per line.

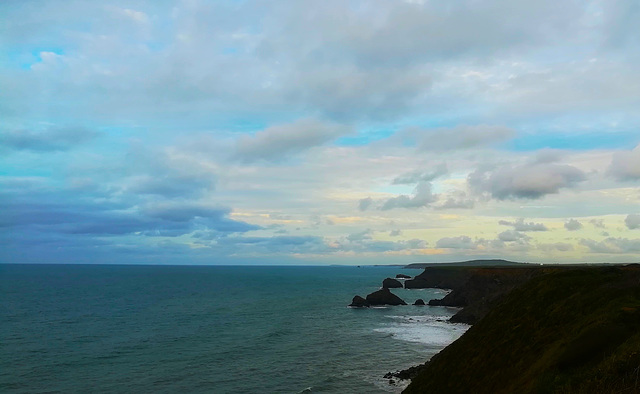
xmin=404 ymin=265 xmax=640 ymax=394
xmin=429 ymin=267 xmax=542 ymax=324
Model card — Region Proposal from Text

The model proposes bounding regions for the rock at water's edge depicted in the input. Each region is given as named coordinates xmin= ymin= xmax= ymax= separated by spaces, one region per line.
xmin=349 ymin=295 xmax=370 ymax=307
xmin=413 ymin=299 xmax=425 ymax=305
xmin=382 ymin=277 xmax=403 ymax=288
xmin=366 ymin=288 xmax=407 ymax=306
xmin=396 ymin=274 xmax=412 ymax=279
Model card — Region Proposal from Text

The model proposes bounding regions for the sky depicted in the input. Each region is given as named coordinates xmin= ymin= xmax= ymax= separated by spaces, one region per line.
xmin=1 ymin=0 xmax=639 ymax=265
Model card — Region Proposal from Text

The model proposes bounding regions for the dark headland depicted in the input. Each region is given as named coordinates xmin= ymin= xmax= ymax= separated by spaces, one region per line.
xmin=356 ymin=260 xmax=640 ymax=393
xmin=404 ymin=259 xmax=529 ymax=269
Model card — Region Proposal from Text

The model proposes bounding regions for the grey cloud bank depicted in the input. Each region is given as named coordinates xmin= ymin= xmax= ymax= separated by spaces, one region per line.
xmin=235 ymin=119 xmax=351 ymax=162
xmin=626 ymin=214 xmax=640 ymax=230
xmin=610 ymin=144 xmax=640 ymax=181
xmin=0 ymin=127 xmax=100 ymax=151
xmin=381 ymin=182 xmax=437 ymax=210
xmin=469 ymin=162 xmax=586 ymax=200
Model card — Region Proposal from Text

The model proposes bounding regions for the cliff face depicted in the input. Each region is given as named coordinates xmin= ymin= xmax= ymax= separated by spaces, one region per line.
xmin=404 ymin=265 xmax=640 ymax=394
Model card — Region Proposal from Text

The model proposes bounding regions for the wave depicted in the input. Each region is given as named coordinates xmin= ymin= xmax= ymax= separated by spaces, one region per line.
xmin=374 ymin=314 xmax=469 ymax=346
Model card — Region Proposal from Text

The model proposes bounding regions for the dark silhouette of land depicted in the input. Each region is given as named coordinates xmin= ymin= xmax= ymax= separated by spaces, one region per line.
xmin=384 ymin=263 xmax=640 ymax=393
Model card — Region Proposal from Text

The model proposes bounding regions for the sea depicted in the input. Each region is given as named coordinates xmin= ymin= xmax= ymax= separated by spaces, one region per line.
xmin=0 ymin=264 xmax=469 ymax=393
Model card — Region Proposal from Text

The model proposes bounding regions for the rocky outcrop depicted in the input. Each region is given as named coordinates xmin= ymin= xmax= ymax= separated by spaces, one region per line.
xmin=384 ymin=362 xmax=429 ymax=381
xmin=413 ymin=299 xmax=425 ymax=305
xmin=382 ymin=277 xmax=403 ymax=288
xmin=349 ymin=295 xmax=369 ymax=307
xmin=366 ymin=288 xmax=407 ymax=306
xmin=396 ymin=273 xmax=412 ymax=279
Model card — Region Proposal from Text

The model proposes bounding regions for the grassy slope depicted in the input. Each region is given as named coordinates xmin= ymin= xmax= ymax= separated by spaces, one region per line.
xmin=404 ymin=265 xmax=640 ymax=394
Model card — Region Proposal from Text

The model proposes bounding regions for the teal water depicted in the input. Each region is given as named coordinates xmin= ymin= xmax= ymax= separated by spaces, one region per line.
xmin=1 ymin=264 xmax=467 ymax=393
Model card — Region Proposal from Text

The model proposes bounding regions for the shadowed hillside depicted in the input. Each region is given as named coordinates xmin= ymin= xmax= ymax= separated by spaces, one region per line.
xmin=404 ymin=265 xmax=640 ymax=393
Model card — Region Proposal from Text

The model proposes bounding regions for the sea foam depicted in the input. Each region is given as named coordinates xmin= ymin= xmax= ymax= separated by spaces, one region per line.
xmin=374 ymin=314 xmax=469 ymax=347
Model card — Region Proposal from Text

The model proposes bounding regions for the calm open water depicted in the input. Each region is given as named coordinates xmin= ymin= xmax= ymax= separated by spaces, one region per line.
xmin=1 ymin=264 xmax=467 ymax=393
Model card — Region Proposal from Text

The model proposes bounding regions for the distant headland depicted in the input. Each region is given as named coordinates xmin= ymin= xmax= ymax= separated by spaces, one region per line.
xmin=403 ymin=259 xmax=528 ymax=269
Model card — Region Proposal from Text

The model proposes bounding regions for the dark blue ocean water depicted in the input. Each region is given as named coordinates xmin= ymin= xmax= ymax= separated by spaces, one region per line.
xmin=1 ymin=264 xmax=467 ymax=393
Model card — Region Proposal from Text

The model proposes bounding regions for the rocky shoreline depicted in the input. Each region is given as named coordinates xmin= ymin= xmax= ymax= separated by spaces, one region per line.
xmin=351 ymin=263 xmax=640 ymax=393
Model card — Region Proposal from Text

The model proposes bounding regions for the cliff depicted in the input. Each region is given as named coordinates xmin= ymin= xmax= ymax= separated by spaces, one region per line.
xmin=429 ymin=267 xmax=542 ymax=324
xmin=403 ymin=265 xmax=640 ymax=393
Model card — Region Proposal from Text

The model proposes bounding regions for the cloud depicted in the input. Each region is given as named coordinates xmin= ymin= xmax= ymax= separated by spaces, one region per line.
xmin=122 ymin=144 xmax=217 ymax=198
xmin=346 ymin=229 xmax=372 ymax=242
xmin=538 ymin=242 xmax=573 ymax=252
xmin=436 ymin=235 xmax=477 ymax=249
xmin=127 ymin=174 xmax=215 ymax=198
xmin=393 ymin=163 xmax=448 ymax=184
xmin=564 ymin=218 xmax=583 ymax=231
xmin=498 ymin=230 xmax=530 ymax=242
xmin=625 ymin=214 xmax=640 ymax=229
xmin=282 ymin=66 xmax=433 ymax=120
xmin=2 ymin=1 xmax=639 ymax=264
xmin=389 ymin=229 xmax=402 ymax=237
xmin=358 ymin=197 xmax=373 ymax=211
xmin=235 ymin=119 xmax=351 ymax=162
xmin=435 ymin=197 xmax=475 ymax=210
xmin=609 ymin=144 xmax=640 ymax=181
xmin=381 ymin=182 xmax=437 ymax=210
xmin=580 ymin=237 xmax=640 ymax=254
xmin=260 ymin=0 xmax=586 ymax=68
xmin=213 ymin=235 xmax=330 ymax=255
xmin=589 ymin=219 xmax=606 ymax=229
xmin=533 ymin=148 xmax=565 ymax=164
xmin=0 ymin=176 xmax=259 ymax=241
xmin=335 ymin=236 xmax=428 ymax=253
xmin=336 ymin=229 xmax=427 ymax=253
xmin=468 ymin=162 xmax=586 ymax=200
xmin=499 ymin=218 xmax=548 ymax=231
xmin=434 ymin=191 xmax=475 ymax=210
xmin=403 ymin=125 xmax=515 ymax=151
xmin=0 ymin=127 xmax=100 ymax=151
